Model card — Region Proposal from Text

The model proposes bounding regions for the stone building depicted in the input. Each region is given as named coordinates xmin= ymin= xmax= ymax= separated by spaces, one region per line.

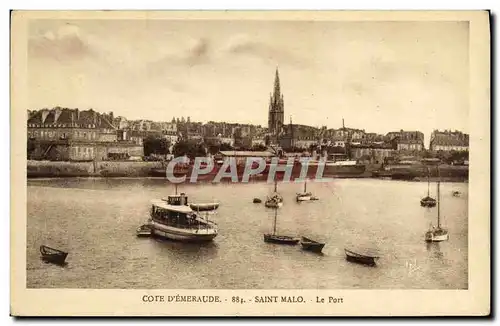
xmin=429 ymin=130 xmax=469 ymax=152
xmin=27 ymin=107 xmax=143 ymax=161
xmin=386 ymin=130 xmax=425 ymax=151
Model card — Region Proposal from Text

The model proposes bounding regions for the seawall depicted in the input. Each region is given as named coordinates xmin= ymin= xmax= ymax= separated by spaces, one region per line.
xmin=26 ymin=160 xmax=469 ymax=182
xmin=27 ymin=160 xmax=163 ymax=178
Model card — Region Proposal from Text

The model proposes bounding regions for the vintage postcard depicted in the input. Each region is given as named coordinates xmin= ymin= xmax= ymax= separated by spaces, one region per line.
xmin=10 ymin=10 xmax=490 ymax=316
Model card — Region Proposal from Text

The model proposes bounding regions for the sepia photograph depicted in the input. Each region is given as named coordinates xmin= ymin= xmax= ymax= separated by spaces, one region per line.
xmin=10 ymin=10 xmax=490 ymax=316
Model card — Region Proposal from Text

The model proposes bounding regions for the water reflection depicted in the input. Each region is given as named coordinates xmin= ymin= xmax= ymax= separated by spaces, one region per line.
xmin=27 ymin=178 xmax=468 ymax=289
xmin=150 ymin=237 xmax=219 ymax=262
xmin=426 ymin=242 xmax=444 ymax=260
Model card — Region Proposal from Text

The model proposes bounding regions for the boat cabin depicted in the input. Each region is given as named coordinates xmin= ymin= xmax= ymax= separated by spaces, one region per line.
xmin=162 ymin=193 xmax=189 ymax=206
xmin=151 ymin=197 xmax=211 ymax=229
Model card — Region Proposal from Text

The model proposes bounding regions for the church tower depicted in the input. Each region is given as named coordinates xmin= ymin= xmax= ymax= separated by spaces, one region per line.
xmin=268 ymin=68 xmax=284 ymax=137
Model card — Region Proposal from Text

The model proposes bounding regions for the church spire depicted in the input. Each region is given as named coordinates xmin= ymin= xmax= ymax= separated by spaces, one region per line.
xmin=273 ymin=67 xmax=281 ymax=100
xmin=268 ymin=68 xmax=285 ymax=138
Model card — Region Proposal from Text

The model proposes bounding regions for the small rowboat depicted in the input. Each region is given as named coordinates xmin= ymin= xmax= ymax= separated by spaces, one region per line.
xmin=253 ymin=198 xmax=262 ymax=203
xmin=40 ymin=245 xmax=68 ymax=265
xmin=264 ymin=234 xmax=300 ymax=245
xmin=344 ymin=247 xmax=380 ymax=266
xmin=300 ymin=237 xmax=325 ymax=253
xmin=136 ymin=224 xmax=152 ymax=237
xmin=189 ymin=203 xmax=220 ymax=211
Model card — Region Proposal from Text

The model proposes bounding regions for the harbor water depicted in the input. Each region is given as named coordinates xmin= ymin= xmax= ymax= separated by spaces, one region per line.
xmin=27 ymin=178 xmax=468 ymax=289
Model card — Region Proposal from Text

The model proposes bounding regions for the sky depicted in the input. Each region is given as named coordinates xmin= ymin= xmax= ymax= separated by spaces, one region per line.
xmin=27 ymin=19 xmax=469 ymax=146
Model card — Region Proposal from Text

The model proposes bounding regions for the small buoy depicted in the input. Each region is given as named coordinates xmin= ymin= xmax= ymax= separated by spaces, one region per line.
xmin=253 ymin=198 xmax=262 ymax=203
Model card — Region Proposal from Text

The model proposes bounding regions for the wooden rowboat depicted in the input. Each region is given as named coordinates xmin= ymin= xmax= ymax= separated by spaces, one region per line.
xmin=189 ymin=203 xmax=220 ymax=211
xmin=136 ymin=224 xmax=152 ymax=237
xmin=40 ymin=245 xmax=68 ymax=265
xmin=264 ymin=234 xmax=300 ymax=245
xmin=344 ymin=247 xmax=379 ymax=266
xmin=300 ymin=237 xmax=325 ymax=253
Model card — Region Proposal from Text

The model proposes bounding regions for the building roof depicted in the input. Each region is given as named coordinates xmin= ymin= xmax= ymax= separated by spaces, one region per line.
xmin=431 ymin=132 xmax=469 ymax=147
xmin=28 ymin=108 xmax=115 ymax=129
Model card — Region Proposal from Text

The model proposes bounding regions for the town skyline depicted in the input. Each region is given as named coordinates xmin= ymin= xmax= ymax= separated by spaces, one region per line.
xmin=28 ymin=19 xmax=469 ymax=147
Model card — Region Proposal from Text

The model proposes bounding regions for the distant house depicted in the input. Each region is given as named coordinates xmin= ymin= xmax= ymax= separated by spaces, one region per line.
xmin=27 ymin=108 xmax=144 ymax=161
xmin=350 ymin=143 xmax=394 ymax=164
xmin=279 ymin=124 xmax=319 ymax=150
xmin=387 ymin=130 xmax=425 ymax=151
xmin=430 ymin=130 xmax=469 ymax=152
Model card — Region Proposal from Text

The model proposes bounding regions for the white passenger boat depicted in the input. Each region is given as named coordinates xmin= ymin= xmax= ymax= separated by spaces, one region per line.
xmin=149 ymin=193 xmax=218 ymax=242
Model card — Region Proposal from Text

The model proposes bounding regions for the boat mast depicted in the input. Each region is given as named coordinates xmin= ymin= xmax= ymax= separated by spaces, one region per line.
xmin=273 ymin=208 xmax=278 ymax=235
xmin=274 ymin=180 xmax=277 ymax=193
xmin=427 ymin=168 xmax=430 ymax=197
xmin=437 ymin=167 xmax=441 ymax=228
xmin=437 ymin=180 xmax=441 ymax=228
xmin=304 ymin=179 xmax=307 ymax=193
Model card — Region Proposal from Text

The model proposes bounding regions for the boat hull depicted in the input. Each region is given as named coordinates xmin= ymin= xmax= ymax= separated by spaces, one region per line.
xmin=149 ymin=160 xmax=367 ymax=183
xmin=296 ymin=195 xmax=311 ymax=202
xmin=263 ymin=234 xmax=299 ymax=245
xmin=344 ymin=249 xmax=378 ymax=266
xmin=136 ymin=224 xmax=152 ymax=237
xmin=425 ymin=230 xmax=449 ymax=242
xmin=40 ymin=245 xmax=68 ymax=265
xmin=151 ymin=222 xmax=218 ymax=242
xmin=420 ymin=200 xmax=437 ymax=207
xmin=265 ymin=201 xmax=283 ymax=208
xmin=300 ymin=242 xmax=325 ymax=253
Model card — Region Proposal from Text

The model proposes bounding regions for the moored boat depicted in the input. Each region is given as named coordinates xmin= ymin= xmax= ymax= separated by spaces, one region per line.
xmin=300 ymin=237 xmax=325 ymax=253
xmin=263 ymin=207 xmax=299 ymax=245
xmin=344 ymin=247 xmax=380 ymax=266
xmin=425 ymin=173 xmax=449 ymax=242
xmin=420 ymin=196 xmax=437 ymax=207
xmin=264 ymin=234 xmax=300 ymax=245
xmin=265 ymin=181 xmax=284 ymax=208
xmin=40 ymin=245 xmax=68 ymax=265
xmin=296 ymin=179 xmax=314 ymax=202
xmin=421 ymin=168 xmax=437 ymax=207
xmin=149 ymin=193 xmax=218 ymax=242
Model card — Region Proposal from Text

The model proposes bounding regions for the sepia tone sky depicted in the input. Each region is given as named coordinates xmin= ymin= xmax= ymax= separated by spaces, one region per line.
xmin=27 ymin=19 xmax=469 ymax=145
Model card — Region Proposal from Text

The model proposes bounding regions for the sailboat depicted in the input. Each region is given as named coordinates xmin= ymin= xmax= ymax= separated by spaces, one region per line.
xmin=420 ymin=167 xmax=437 ymax=207
xmin=263 ymin=208 xmax=299 ymax=245
xmin=265 ymin=180 xmax=284 ymax=208
xmin=425 ymin=176 xmax=449 ymax=242
xmin=296 ymin=179 xmax=318 ymax=201
xmin=296 ymin=178 xmax=312 ymax=201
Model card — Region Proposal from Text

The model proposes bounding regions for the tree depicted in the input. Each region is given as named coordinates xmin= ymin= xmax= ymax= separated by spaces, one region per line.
xmin=143 ymin=136 xmax=170 ymax=156
xmin=172 ymin=140 xmax=206 ymax=159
